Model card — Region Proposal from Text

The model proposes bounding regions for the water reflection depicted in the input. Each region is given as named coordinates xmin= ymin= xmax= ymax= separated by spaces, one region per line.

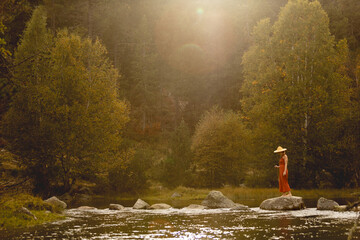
xmin=1 ymin=208 xmax=359 ymax=239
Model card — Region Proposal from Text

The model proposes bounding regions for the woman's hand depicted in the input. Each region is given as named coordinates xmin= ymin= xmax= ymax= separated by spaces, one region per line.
xmin=274 ymin=165 xmax=279 ymax=168
xmin=283 ymin=171 xmax=286 ymax=176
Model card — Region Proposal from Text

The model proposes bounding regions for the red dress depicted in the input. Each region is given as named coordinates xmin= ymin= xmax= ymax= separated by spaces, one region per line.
xmin=279 ymin=156 xmax=291 ymax=192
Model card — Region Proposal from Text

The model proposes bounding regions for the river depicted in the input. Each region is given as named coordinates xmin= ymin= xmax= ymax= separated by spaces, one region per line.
xmin=1 ymin=199 xmax=360 ymax=239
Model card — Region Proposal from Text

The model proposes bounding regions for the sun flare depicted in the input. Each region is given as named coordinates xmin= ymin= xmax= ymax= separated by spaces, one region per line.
xmin=155 ymin=2 xmax=236 ymax=75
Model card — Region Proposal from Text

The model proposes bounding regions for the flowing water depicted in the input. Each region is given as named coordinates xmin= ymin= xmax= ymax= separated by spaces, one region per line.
xmin=1 ymin=199 xmax=360 ymax=239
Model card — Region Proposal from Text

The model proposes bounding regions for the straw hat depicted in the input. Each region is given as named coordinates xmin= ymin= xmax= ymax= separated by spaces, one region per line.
xmin=274 ymin=146 xmax=287 ymax=153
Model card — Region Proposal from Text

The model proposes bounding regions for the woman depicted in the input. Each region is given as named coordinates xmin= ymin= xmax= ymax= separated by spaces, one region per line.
xmin=274 ymin=146 xmax=292 ymax=197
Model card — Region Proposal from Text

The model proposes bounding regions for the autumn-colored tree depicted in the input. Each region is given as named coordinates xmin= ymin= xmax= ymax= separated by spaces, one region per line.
xmin=241 ymin=0 xmax=351 ymax=188
xmin=191 ymin=107 xmax=249 ymax=187
xmin=2 ymin=7 xmax=129 ymax=194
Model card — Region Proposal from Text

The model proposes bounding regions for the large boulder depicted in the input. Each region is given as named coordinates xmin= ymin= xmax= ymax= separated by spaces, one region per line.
xmin=133 ymin=199 xmax=150 ymax=209
xmin=317 ymin=197 xmax=339 ymax=210
xmin=202 ymin=191 xmax=237 ymax=208
xmin=109 ymin=204 xmax=125 ymax=210
xmin=44 ymin=196 xmax=67 ymax=210
xmin=149 ymin=203 xmax=172 ymax=210
xmin=260 ymin=196 xmax=306 ymax=210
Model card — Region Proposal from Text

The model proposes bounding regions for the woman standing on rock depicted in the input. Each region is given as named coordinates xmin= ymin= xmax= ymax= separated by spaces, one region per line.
xmin=274 ymin=146 xmax=292 ymax=197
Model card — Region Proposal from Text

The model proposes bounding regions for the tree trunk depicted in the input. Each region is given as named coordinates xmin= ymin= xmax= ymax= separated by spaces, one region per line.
xmin=302 ymin=112 xmax=309 ymax=166
xmin=142 ymin=110 xmax=146 ymax=133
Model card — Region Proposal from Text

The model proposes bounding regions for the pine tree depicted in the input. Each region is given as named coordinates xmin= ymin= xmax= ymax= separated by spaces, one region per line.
xmin=125 ymin=15 xmax=161 ymax=134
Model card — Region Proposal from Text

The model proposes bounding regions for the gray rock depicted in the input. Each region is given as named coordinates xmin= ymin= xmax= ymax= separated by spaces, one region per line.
xmin=109 ymin=204 xmax=125 ymax=210
xmin=77 ymin=206 xmax=97 ymax=210
xmin=183 ymin=204 xmax=207 ymax=210
xmin=317 ymin=197 xmax=339 ymax=210
xmin=133 ymin=199 xmax=150 ymax=209
xmin=230 ymin=203 xmax=250 ymax=211
xmin=171 ymin=192 xmax=182 ymax=198
xmin=18 ymin=207 xmax=37 ymax=220
xmin=44 ymin=196 xmax=67 ymax=210
xmin=149 ymin=203 xmax=172 ymax=209
xmin=202 ymin=190 xmax=237 ymax=208
xmin=260 ymin=196 xmax=306 ymax=210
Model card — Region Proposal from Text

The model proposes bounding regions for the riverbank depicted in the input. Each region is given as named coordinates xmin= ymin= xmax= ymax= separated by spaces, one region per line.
xmin=109 ymin=186 xmax=360 ymax=205
xmin=0 ymin=194 xmax=65 ymax=230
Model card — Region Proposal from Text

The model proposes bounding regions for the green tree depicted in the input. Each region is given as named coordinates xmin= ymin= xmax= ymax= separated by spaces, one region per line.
xmin=2 ymin=6 xmax=54 ymax=193
xmin=107 ymin=148 xmax=149 ymax=193
xmin=161 ymin=120 xmax=192 ymax=188
xmin=191 ymin=107 xmax=249 ymax=187
xmin=0 ymin=0 xmax=37 ymax=121
xmin=241 ymin=0 xmax=351 ymax=188
xmin=124 ymin=15 xmax=161 ymax=134
xmin=2 ymin=7 xmax=129 ymax=194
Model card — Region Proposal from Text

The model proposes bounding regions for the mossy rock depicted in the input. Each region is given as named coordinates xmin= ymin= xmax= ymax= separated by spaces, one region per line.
xmin=0 ymin=194 xmax=65 ymax=229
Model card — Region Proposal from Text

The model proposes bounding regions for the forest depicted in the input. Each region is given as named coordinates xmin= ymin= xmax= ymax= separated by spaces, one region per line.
xmin=0 ymin=0 xmax=360 ymax=197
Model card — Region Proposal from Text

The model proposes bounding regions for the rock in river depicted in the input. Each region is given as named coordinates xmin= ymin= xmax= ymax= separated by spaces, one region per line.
xmin=183 ymin=204 xmax=207 ymax=210
xmin=77 ymin=206 xmax=97 ymax=210
xmin=149 ymin=203 xmax=172 ymax=209
xmin=202 ymin=190 xmax=237 ymax=208
xmin=260 ymin=196 xmax=306 ymax=210
xmin=133 ymin=199 xmax=150 ymax=209
xmin=317 ymin=197 xmax=339 ymax=210
xmin=44 ymin=196 xmax=67 ymax=210
xmin=230 ymin=203 xmax=250 ymax=211
xmin=109 ymin=204 xmax=125 ymax=210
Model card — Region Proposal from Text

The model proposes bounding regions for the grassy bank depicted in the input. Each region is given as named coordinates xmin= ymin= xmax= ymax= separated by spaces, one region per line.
xmin=0 ymin=194 xmax=65 ymax=230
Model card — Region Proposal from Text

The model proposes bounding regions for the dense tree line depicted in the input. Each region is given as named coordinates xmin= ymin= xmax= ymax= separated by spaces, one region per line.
xmin=0 ymin=0 xmax=360 ymax=194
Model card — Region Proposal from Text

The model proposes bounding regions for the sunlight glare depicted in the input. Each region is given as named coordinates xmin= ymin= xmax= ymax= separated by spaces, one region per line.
xmin=197 ymin=8 xmax=204 ymax=15
xmin=155 ymin=1 xmax=236 ymax=75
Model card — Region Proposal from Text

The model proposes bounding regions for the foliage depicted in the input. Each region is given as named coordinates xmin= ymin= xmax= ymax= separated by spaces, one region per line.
xmin=160 ymin=120 xmax=192 ymax=188
xmin=0 ymin=21 xmax=10 ymax=58
xmin=241 ymin=0 xmax=352 ymax=188
xmin=1 ymin=0 xmax=360 ymax=192
xmin=2 ymin=7 xmax=129 ymax=194
xmin=125 ymin=15 xmax=162 ymax=135
xmin=191 ymin=107 xmax=249 ymax=187
xmin=107 ymin=148 xmax=149 ymax=194
xmin=0 ymin=0 xmax=36 ymax=120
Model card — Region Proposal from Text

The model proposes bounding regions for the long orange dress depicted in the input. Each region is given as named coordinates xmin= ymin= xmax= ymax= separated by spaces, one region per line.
xmin=279 ymin=156 xmax=291 ymax=193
